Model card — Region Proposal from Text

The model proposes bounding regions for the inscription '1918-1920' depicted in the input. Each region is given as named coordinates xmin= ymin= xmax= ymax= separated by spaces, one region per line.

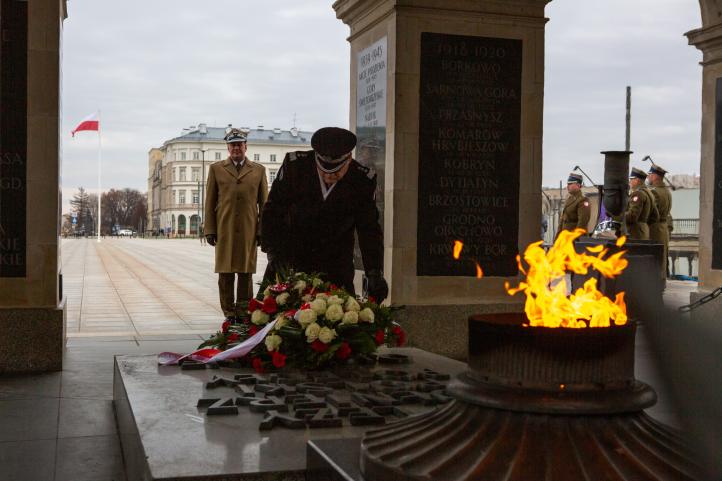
xmin=417 ymin=33 xmax=522 ymax=277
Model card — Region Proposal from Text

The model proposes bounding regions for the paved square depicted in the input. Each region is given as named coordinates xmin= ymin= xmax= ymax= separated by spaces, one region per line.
xmin=61 ymin=238 xmax=268 ymax=338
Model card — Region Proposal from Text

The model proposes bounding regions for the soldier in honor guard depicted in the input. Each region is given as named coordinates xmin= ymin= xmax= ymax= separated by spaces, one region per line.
xmin=205 ymin=128 xmax=268 ymax=321
xmin=647 ymin=164 xmax=672 ymax=280
xmin=558 ymin=172 xmax=591 ymax=236
xmin=260 ymin=127 xmax=389 ymax=303
xmin=624 ymin=168 xmax=657 ymax=240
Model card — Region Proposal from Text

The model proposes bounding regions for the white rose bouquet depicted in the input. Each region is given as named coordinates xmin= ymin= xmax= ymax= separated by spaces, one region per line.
xmin=199 ymin=271 xmax=404 ymax=371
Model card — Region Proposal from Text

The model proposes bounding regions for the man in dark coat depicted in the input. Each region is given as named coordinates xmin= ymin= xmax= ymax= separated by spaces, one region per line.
xmin=261 ymin=127 xmax=388 ymax=302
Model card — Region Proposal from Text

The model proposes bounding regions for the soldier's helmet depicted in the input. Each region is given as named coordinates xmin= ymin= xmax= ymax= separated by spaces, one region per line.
xmin=629 ymin=167 xmax=647 ymax=180
xmin=647 ymin=164 xmax=667 ymax=177
xmin=567 ymin=172 xmax=583 ymax=185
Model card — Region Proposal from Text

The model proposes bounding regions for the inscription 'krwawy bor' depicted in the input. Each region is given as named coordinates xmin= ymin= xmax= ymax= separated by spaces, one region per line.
xmin=417 ymin=33 xmax=522 ymax=277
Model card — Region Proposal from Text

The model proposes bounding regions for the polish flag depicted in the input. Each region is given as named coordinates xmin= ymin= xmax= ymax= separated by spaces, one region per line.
xmin=71 ymin=112 xmax=100 ymax=137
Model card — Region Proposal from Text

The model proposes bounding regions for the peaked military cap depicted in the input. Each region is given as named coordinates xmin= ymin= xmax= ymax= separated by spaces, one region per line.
xmin=648 ymin=164 xmax=667 ymax=177
xmin=629 ymin=167 xmax=647 ymax=180
xmin=567 ymin=172 xmax=583 ymax=185
xmin=311 ymin=127 xmax=357 ymax=160
xmin=224 ymin=128 xmax=247 ymax=143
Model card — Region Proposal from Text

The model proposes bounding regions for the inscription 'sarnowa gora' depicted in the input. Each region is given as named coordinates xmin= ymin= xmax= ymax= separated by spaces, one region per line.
xmin=417 ymin=33 xmax=522 ymax=277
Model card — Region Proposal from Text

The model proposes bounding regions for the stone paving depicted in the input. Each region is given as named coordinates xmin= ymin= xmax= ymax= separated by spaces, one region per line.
xmin=61 ymin=238 xmax=268 ymax=338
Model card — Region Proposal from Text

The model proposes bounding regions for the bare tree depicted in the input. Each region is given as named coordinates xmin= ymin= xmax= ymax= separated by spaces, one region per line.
xmin=101 ymin=188 xmax=147 ymax=233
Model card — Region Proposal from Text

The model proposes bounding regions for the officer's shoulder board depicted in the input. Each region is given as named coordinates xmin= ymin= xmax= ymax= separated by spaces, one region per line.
xmin=287 ymin=151 xmax=312 ymax=162
xmin=353 ymin=162 xmax=376 ymax=180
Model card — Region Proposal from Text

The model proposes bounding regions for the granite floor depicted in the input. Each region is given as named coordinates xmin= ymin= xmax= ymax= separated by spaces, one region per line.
xmin=0 ymin=244 xmax=698 ymax=480
xmin=61 ymin=238 xmax=268 ymax=338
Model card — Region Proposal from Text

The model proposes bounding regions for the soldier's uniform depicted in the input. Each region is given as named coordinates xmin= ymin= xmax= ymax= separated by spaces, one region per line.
xmin=261 ymin=128 xmax=385 ymax=298
xmin=624 ymin=168 xmax=654 ymax=240
xmin=559 ymin=173 xmax=591 ymax=234
xmin=648 ymin=164 xmax=672 ymax=279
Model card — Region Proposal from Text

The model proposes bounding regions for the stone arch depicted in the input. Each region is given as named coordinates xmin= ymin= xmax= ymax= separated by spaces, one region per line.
xmin=177 ymin=215 xmax=186 ymax=236
xmin=189 ymin=215 xmax=199 ymax=236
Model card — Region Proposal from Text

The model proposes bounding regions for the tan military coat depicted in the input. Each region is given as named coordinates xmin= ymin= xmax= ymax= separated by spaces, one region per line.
xmin=624 ymin=187 xmax=651 ymax=240
xmin=649 ymin=181 xmax=672 ymax=244
xmin=560 ymin=191 xmax=591 ymax=233
xmin=204 ymin=157 xmax=268 ymax=273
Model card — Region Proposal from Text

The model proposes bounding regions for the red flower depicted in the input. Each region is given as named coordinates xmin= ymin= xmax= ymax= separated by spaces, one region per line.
xmin=300 ymin=303 xmax=311 ymax=310
xmin=285 ymin=309 xmax=298 ymax=319
xmin=392 ymin=326 xmax=406 ymax=347
xmin=227 ymin=332 xmax=240 ymax=342
xmin=248 ymin=325 xmax=259 ymax=337
xmin=272 ymin=350 xmax=287 ymax=368
xmin=374 ymin=329 xmax=385 ymax=346
xmin=270 ymin=282 xmax=289 ymax=294
xmin=221 ymin=321 xmax=230 ymax=333
xmin=329 ymin=284 xmax=339 ymax=291
xmin=311 ymin=340 xmax=329 ymax=353
xmin=368 ymin=296 xmax=377 ymax=304
xmin=248 ymin=298 xmax=263 ymax=312
xmin=262 ymin=296 xmax=278 ymax=314
xmin=252 ymin=357 xmax=265 ymax=373
xmin=336 ymin=341 xmax=352 ymax=360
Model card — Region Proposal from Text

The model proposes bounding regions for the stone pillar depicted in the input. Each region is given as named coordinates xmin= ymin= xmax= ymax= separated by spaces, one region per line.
xmin=334 ymin=0 xmax=549 ymax=359
xmin=0 ymin=0 xmax=67 ymax=373
xmin=687 ymin=5 xmax=722 ymax=320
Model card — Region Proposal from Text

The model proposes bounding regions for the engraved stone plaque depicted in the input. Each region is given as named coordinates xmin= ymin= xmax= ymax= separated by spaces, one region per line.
xmin=0 ymin=0 xmax=28 ymax=277
xmin=713 ymin=77 xmax=722 ymax=269
xmin=417 ymin=33 xmax=522 ymax=277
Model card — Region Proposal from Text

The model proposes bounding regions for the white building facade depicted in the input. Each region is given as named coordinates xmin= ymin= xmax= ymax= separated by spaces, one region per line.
xmin=147 ymin=124 xmax=313 ymax=236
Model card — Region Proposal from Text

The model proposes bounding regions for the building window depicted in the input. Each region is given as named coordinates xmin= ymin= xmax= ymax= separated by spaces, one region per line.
xmin=192 ymin=190 xmax=199 ymax=204
xmin=181 ymin=152 xmax=187 ymax=161
xmin=193 ymin=151 xmax=199 ymax=160
xmin=270 ymin=154 xmax=277 ymax=162
xmin=179 ymin=190 xmax=186 ymax=204
xmin=215 ymin=152 xmax=221 ymax=160
xmin=191 ymin=167 xmax=200 ymax=182
xmin=269 ymin=170 xmax=277 ymax=183
xmin=253 ymin=154 xmax=260 ymax=161
xmin=179 ymin=167 xmax=187 ymax=181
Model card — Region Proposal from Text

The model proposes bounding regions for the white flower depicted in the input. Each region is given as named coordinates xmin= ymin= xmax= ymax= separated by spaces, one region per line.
xmin=302 ymin=294 xmax=313 ymax=302
xmin=276 ymin=292 xmax=290 ymax=306
xmin=359 ymin=308 xmax=375 ymax=323
xmin=315 ymin=293 xmax=329 ymax=301
xmin=327 ymin=295 xmax=344 ymax=306
xmin=295 ymin=308 xmax=317 ymax=327
xmin=342 ymin=311 xmax=359 ymax=325
xmin=265 ymin=334 xmax=282 ymax=352
xmin=274 ymin=314 xmax=288 ymax=330
xmin=312 ymin=278 xmax=323 ymax=288
xmin=345 ymin=297 xmax=361 ymax=312
xmin=251 ymin=310 xmax=270 ymax=325
xmin=310 ymin=298 xmax=327 ymax=315
xmin=318 ymin=327 xmax=337 ymax=344
xmin=305 ymin=322 xmax=321 ymax=343
xmin=325 ymin=304 xmax=344 ymax=322
xmin=294 ymin=280 xmax=307 ymax=293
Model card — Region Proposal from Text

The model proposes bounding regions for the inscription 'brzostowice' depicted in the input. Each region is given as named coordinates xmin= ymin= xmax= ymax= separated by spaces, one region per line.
xmin=417 ymin=33 xmax=522 ymax=277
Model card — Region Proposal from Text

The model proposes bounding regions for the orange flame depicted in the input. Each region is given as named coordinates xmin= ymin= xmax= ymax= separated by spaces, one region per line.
xmin=453 ymin=241 xmax=463 ymax=260
xmin=505 ymin=229 xmax=628 ymax=328
xmin=475 ymin=262 xmax=483 ymax=279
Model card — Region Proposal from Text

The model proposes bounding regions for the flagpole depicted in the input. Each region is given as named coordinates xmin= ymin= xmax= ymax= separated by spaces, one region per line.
xmin=97 ymin=110 xmax=102 ymax=243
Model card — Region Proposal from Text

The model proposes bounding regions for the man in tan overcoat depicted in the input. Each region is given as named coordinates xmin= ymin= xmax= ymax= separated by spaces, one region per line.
xmin=204 ymin=128 xmax=268 ymax=320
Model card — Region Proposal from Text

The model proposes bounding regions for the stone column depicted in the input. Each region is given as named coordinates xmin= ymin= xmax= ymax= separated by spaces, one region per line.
xmin=687 ymin=5 xmax=722 ymax=320
xmin=334 ymin=0 xmax=549 ymax=359
xmin=0 ymin=0 xmax=67 ymax=373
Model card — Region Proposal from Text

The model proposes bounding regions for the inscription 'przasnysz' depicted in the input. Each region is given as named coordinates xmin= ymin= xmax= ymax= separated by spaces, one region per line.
xmin=417 ymin=33 xmax=522 ymax=277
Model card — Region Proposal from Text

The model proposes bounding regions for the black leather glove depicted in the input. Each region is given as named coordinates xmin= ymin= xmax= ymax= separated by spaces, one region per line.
xmin=206 ymin=234 xmax=217 ymax=246
xmin=366 ymin=270 xmax=388 ymax=304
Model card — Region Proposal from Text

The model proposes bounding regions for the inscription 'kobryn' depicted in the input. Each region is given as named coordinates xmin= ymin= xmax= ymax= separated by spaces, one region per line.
xmin=417 ymin=33 xmax=522 ymax=277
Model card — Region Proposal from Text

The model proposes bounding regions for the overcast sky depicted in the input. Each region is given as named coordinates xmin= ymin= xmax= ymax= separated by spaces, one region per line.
xmin=62 ymin=0 xmax=702 ymax=211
